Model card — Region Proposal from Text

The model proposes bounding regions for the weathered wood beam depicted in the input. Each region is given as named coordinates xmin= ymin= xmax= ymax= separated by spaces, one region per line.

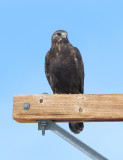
xmin=13 ymin=94 xmax=123 ymax=123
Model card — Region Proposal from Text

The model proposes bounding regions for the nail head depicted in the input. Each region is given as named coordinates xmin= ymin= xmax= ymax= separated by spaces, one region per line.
xmin=40 ymin=99 xmax=43 ymax=103
xmin=79 ymin=107 xmax=83 ymax=112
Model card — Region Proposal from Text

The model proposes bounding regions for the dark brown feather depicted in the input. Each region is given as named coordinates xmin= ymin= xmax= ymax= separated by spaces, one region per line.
xmin=45 ymin=30 xmax=84 ymax=134
xmin=45 ymin=43 xmax=84 ymax=94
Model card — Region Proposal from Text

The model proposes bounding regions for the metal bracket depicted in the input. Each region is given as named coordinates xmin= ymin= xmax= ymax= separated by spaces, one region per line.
xmin=38 ymin=120 xmax=108 ymax=160
xmin=38 ymin=120 xmax=53 ymax=136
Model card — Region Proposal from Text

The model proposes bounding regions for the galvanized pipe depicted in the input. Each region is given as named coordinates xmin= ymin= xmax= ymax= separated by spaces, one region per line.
xmin=38 ymin=121 xmax=108 ymax=160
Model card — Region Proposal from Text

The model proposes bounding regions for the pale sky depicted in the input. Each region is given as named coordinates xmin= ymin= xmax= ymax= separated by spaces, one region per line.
xmin=0 ymin=0 xmax=123 ymax=159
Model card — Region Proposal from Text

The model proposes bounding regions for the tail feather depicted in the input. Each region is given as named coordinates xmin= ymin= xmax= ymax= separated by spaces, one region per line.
xmin=69 ymin=122 xmax=84 ymax=134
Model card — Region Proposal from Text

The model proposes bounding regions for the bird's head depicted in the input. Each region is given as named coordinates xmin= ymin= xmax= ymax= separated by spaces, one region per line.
xmin=51 ymin=30 xmax=68 ymax=44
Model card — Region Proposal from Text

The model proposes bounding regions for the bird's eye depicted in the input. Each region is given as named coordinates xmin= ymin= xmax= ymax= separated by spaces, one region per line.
xmin=57 ymin=33 xmax=61 ymax=36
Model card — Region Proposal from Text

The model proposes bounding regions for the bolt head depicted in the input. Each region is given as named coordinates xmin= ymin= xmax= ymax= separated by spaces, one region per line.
xmin=23 ymin=103 xmax=30 ymax=110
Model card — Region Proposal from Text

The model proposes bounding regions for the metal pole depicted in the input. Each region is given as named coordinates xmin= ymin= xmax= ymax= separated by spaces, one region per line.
xmin=38 ymin=121 xmax=108 ymax=160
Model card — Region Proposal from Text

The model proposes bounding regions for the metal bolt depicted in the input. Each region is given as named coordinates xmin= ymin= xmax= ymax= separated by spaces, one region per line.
xmin=41 ymin=121 xmax=47 ymax=136
xmin=23 ymin=103 xmax=30 ymax=110
xmin=42 ymin=126 xmax=46 ymax=136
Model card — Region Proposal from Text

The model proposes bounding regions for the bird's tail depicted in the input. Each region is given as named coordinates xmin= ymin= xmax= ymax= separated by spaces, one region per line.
xmin=69 ymin=122 xmax=84 ymax=134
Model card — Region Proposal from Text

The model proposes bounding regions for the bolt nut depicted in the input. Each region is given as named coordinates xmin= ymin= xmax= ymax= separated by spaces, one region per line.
xmin=23 ymin=103 xmax=30 ymax=110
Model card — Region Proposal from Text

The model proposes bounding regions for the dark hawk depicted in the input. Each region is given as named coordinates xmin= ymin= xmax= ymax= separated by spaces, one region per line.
xmin=45 ymin=30 xmax=84 ymax=134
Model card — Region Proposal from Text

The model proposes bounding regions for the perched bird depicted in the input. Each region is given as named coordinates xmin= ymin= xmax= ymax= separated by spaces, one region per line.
xmin=45 ymin=30 xmax=84 ymax=134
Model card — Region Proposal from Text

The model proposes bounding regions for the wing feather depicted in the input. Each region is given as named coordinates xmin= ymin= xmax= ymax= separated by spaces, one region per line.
xmin=45 ymin=51 xmax=51 ymax=85
xmin=73 ymin=47 xmax=84 ymax=93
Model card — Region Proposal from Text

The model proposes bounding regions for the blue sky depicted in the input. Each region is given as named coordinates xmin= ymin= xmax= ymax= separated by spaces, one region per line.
xmin=0 ymin=0 xmax=123 ymax=159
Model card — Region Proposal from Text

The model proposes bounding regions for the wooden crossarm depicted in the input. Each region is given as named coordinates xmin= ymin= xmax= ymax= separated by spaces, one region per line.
xmin=13 ymin=94 xmax=123 ymax=123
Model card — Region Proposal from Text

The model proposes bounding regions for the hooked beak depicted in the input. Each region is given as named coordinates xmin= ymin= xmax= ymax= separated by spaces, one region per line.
xmin=62 ymin=32 xmax=67 ymax=39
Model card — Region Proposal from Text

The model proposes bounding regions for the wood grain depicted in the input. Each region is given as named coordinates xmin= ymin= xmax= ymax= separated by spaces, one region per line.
xmin=13 ymin=94 xmax=123 ymax=123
